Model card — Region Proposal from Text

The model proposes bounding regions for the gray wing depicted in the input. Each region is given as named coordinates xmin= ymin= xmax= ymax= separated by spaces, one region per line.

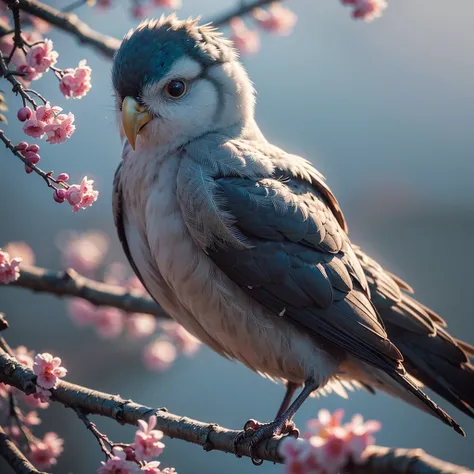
xmin=206 ymin=175 xmax=404 ymax=374
xmin=356 ymin=247 xmax=474 ymax=418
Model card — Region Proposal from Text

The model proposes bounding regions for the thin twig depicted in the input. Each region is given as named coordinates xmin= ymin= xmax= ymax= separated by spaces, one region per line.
xmin=0 ymin=348 xmax=472 ymax=473
xmin=74 ymin=408 xmax=113 ymax=458
xmin=8 ymin=264 xmax=168 ymax=318
xmin=0 ymin=425 xmax=46 ymax=474
xmin=212 ymin=0 xmax=277 ymax=26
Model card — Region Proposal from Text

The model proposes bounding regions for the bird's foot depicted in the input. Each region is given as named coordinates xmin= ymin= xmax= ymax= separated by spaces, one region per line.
xmin=233 ymin=417 xmax=300 ymax=465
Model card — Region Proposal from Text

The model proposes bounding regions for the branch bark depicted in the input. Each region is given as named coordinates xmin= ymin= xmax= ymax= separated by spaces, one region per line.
xmin=14 ymin=0 xmax=283 ymax=59
xmin=0 ymin=349 xmax=471 ymax=474
xmin=9 ymin=264 xmax=168 ymax=318
xmin=0 ymin=426 xmax=46 ymax=474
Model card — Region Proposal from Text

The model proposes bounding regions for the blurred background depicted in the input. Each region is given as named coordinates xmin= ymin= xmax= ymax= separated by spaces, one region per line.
xmin=1 ymin=0 xmax=474 ymax=472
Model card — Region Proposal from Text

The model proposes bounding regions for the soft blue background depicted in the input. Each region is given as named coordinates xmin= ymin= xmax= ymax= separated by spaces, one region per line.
xmin=1 ymin=1 xmax=474 ymax=472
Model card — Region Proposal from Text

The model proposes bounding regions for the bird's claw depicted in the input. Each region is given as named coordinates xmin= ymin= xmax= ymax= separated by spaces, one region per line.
xmin=233 ymin=417 xmax=300 ymax=465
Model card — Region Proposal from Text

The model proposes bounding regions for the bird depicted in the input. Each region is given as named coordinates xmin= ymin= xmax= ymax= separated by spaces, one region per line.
xmin=111 ymin=15 xmax=474 ymax=456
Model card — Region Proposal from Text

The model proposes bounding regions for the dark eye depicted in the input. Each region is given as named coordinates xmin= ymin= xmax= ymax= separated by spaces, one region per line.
xmin=165 ymin=80 xmax=187 ymax=99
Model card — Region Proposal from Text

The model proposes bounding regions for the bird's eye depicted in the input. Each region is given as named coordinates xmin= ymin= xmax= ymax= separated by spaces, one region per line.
xmin=165 ymin=80 xmax=187 ymax=99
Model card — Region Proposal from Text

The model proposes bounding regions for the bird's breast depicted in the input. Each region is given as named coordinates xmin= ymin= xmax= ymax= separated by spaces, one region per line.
xmin=122 ymin=152 xmax=338 ymax=385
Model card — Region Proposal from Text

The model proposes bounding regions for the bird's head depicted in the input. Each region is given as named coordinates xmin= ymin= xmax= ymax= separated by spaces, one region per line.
xmin=112 ymin=14 xmax=256 ymax=152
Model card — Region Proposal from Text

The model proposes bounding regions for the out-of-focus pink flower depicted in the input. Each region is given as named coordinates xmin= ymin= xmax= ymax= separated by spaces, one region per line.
xmin=127 ymin=275 xmax=146 ymax=295
xmin=0 ymin=383 xmax=9 ymax=399
xmin=14 ymin=345 xmax=34 ymax=368
xmin=98 ymin=447 xmax=139 ymax=474
xmin=341 ymin=0 xmax=387 ymax=22
xmin=68 ymin=298 xmax=98 ymax=326
xmin=25 ymin=16 xmax=51 ymax=34
xmin=141 ymin=461 xmax=162 ymax=474
xmin=60 ymin=230 xmax=108 ymax=275
xmin=96 ymin=0 xmax=113 ymax=10
xmin=143 ymin=340 xmax=177 ymax=371
xmin=23 ymin=392 xmax=50 ymax=409
xmin=127 ymin=314 xmax=157 ymax=339
xmin=162 ymin=322 xmax=200 ymax=356
xmin=59 ymin=60 xmax=92 ymax=99
xmin=134 ymin=415 xmax=165 ymax=461
xmin=96 ymin=307 xmax=124 ymax=339
xmin=44 ymin=112 xmax=76 ymax=144
xmin=26 ymin=39 xmax=58 ymax=73
xmin=4 ymin=241 xmax=35 ymax=266
xmin=34 ymin=387 xmax=52 ymax=403
xmin=279 ymin=410 xmax=381 ymax=474
xmin=65 ymin=176 xmax=99 ymax=212
xmin=153 ymin=0 xmax=181 ymax=8
xmin=131 ymin=4 xmax=148 ymax=18
xmin=253 ymin=3 xmax=297 ymax=36
xmin=24 ymin=410 xmax=41 ymax=426
xmin=104 ymin=262 xmax=127 ymax=285
xmin=33 ymin=353 xmax=67 ymax=390
xmin=0 ymin=249 xmax=22 ymax=284
xmin=29 ymin=432 xmax=64 ymax=470
xmin=23 ymin=117 xmax=45 ymax=139
xmin=229 ymin=18 xmax=260 ymax=55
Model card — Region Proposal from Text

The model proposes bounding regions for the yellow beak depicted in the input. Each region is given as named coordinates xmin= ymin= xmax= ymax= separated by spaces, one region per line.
xmin=121 ymin=96 xmax=153 ymax=150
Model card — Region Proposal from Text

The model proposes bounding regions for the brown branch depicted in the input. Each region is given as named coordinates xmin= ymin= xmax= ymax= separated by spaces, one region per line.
xmin=15 ymin=0 xmax=285 ymax=60
xmin=0 ymin=426 xmax=46 ymax=474
xmin=0 ymin=349 xmax=471 ymax=473
xmin=8 ymin=264 xmax=168 ymax=318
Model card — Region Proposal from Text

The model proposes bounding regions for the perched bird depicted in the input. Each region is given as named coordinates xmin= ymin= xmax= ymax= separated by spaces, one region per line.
xmin=112 ymin=15 xmax=474 ymax=454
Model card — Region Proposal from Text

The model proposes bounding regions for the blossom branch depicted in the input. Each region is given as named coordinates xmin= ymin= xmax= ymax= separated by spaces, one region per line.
xmin=9 ymin=264 xmax=168 ymax=318
xmin=0 ymin=426 xmax=47 ymax=474
xmin=212 ymin=0 xmax=279 ymax=26
xmin=0 ymin=348 xmax=472 ymax=474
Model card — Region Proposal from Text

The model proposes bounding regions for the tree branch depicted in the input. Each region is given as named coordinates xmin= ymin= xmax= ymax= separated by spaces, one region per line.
xmin=8 ymin=264 xmax=168 ymax=318
xmin=14 ymin=0 xmax=283 ymax=60
xmin=0 ymin=426 xmax=47 ymax=474
xmin=0 ymin=349 xmax=471 ymax=474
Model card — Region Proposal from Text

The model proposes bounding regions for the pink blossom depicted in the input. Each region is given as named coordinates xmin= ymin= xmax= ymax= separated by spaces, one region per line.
xmin=26 ymin=39 xmax=58 ymax=73
xmin=23 ymin=117 xmax=45 ymax=139
xmin=253 ymin=3 xmax=297 ymax=36
xmin=341 ymin=0 xmax=387 ymax=22
xmin=24 ymin=410 xmax=41 ymax=426
xmin=127 ymin=275 xmax=146 ymax=295
xmin=36 ymin=103 xmax=62 ymax=123
xmin=153 ymin=0 xmax=181 ymax=8
xmin=143 ymin=340 xmax=176 ymax=371
xmin=34 ymin=387 xmax=52 ymax=403
xmin=126 ymin=314 xmax=157 ymax=339
xmin=279 ymin=410 xmax=381 ymax=474
xmin=98 ymin=447 xmax=139 ymax=474
xmin=161 ymin=469 xmax=177 ymax=474
xmin=29 ymin=432 xmax=64 ymax=470
xmin=60 ymin=230 xmax=108 ymax=274
xmin=68 ymin=298 xmax=98 ymax=326
xmin=104 ymin=262 xmax=127 ymax=285
xmin=23 ymin=392 xmax=50 ymax=409
xmin=14 ymin=345 xmax=34 ymax=368
xmin=65 ymin=176 xmax=99 ymax=212
xmin=59 ymin=60 xmax=92 ymax=99
xmin=141 ymin=461 xmax=162 ymax=474
xmin=33 ymin=352 xmax=67 ymax=390
xmin=16 ymin=63 xmax=42 ymax=84
xmin=229 ymin=18 xmax=260 ymax=55
xmin=162 ymin=322 xmax=200 ymax=355
xmin=96 ymin=0 xmax=113 ymax=10
xmin=134 ymin=415 xmax=165 ymax=461
xmin=44 ymin=112 xmax=75 ymax=144
xmin=0 ymin=249 xmax=22 ymax=284
xmin=131 ymin=5 xmax=148 ymax=18
xmin=96 ymin=307 xmax=124 ymax=339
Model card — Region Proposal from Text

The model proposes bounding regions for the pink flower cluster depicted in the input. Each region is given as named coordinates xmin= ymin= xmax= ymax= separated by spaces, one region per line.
xmin=341 ymin=0 xmax=387 ymax=22
xmin=279 ymin=409 xmax=381 ymax=474
xmin=56 ymin=176 xmax=99 ymax=212
xmin=60 ymin=60 xmax=92 ymax=99
xmin=98 ymin=416 xmax=175 ymax=473
xmin=0 ymin=248 xmax=22 ymax=284
xmin=22 ymin=103 xmax=75 ymax=144
xmin=13 ymin=140 xmax=41 ymax=174
xmin=29 ymin=432 xmax=64 ymax=470
xmin=26 ymin=39 xmax=58 ymax=75
xmin=33 ymin=352 xmax=67 ymax=401
xmin=229 ymin=18 xmax=260 ymax=55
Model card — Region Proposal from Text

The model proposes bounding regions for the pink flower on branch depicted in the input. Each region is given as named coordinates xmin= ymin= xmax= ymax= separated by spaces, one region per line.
xmin=134 ymin=415 xmax=165 ymax=461
xmin=96 ymin=307 xmax=124 ymax=338
xmin=23 ymin=117 xmax=45 ymax=139
xmin=14 ymin=345 xmax=34 ymax=368
xmin=59 ymin=60 xmax=92 ymax=99
xmin=44 ymin=112 xmax=76 ymax=144
xmin=341 ymin=0 xmax=387 ymax=22
xmin=126 ymin=313 xmax=157 ymax=339
xmin=0 ymin=249 xmax=22 ymax=284
xmin=98 ymin=447 xmax=139 ymax=474
xmin=65 ymin=176 xmax=99 ymax=212
xmin=253 ymin=3 xmax=297 ymax=36
xmin=68 ymin=298 xmax=98 ymax=326
xmin=33 ymin=352 xmax=67 ymax=390
xmin=29 ymin=432 xmax=64 ymax=470
xmin=230 ymin=18 xmax=260 ymax=55
xmin=279 ymin=409 xmax=381 ymax=474
xmin=26 ymin=39 xmax=58 ymax=73
xmin=143 ymin=340 xmax=177 ymax=372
